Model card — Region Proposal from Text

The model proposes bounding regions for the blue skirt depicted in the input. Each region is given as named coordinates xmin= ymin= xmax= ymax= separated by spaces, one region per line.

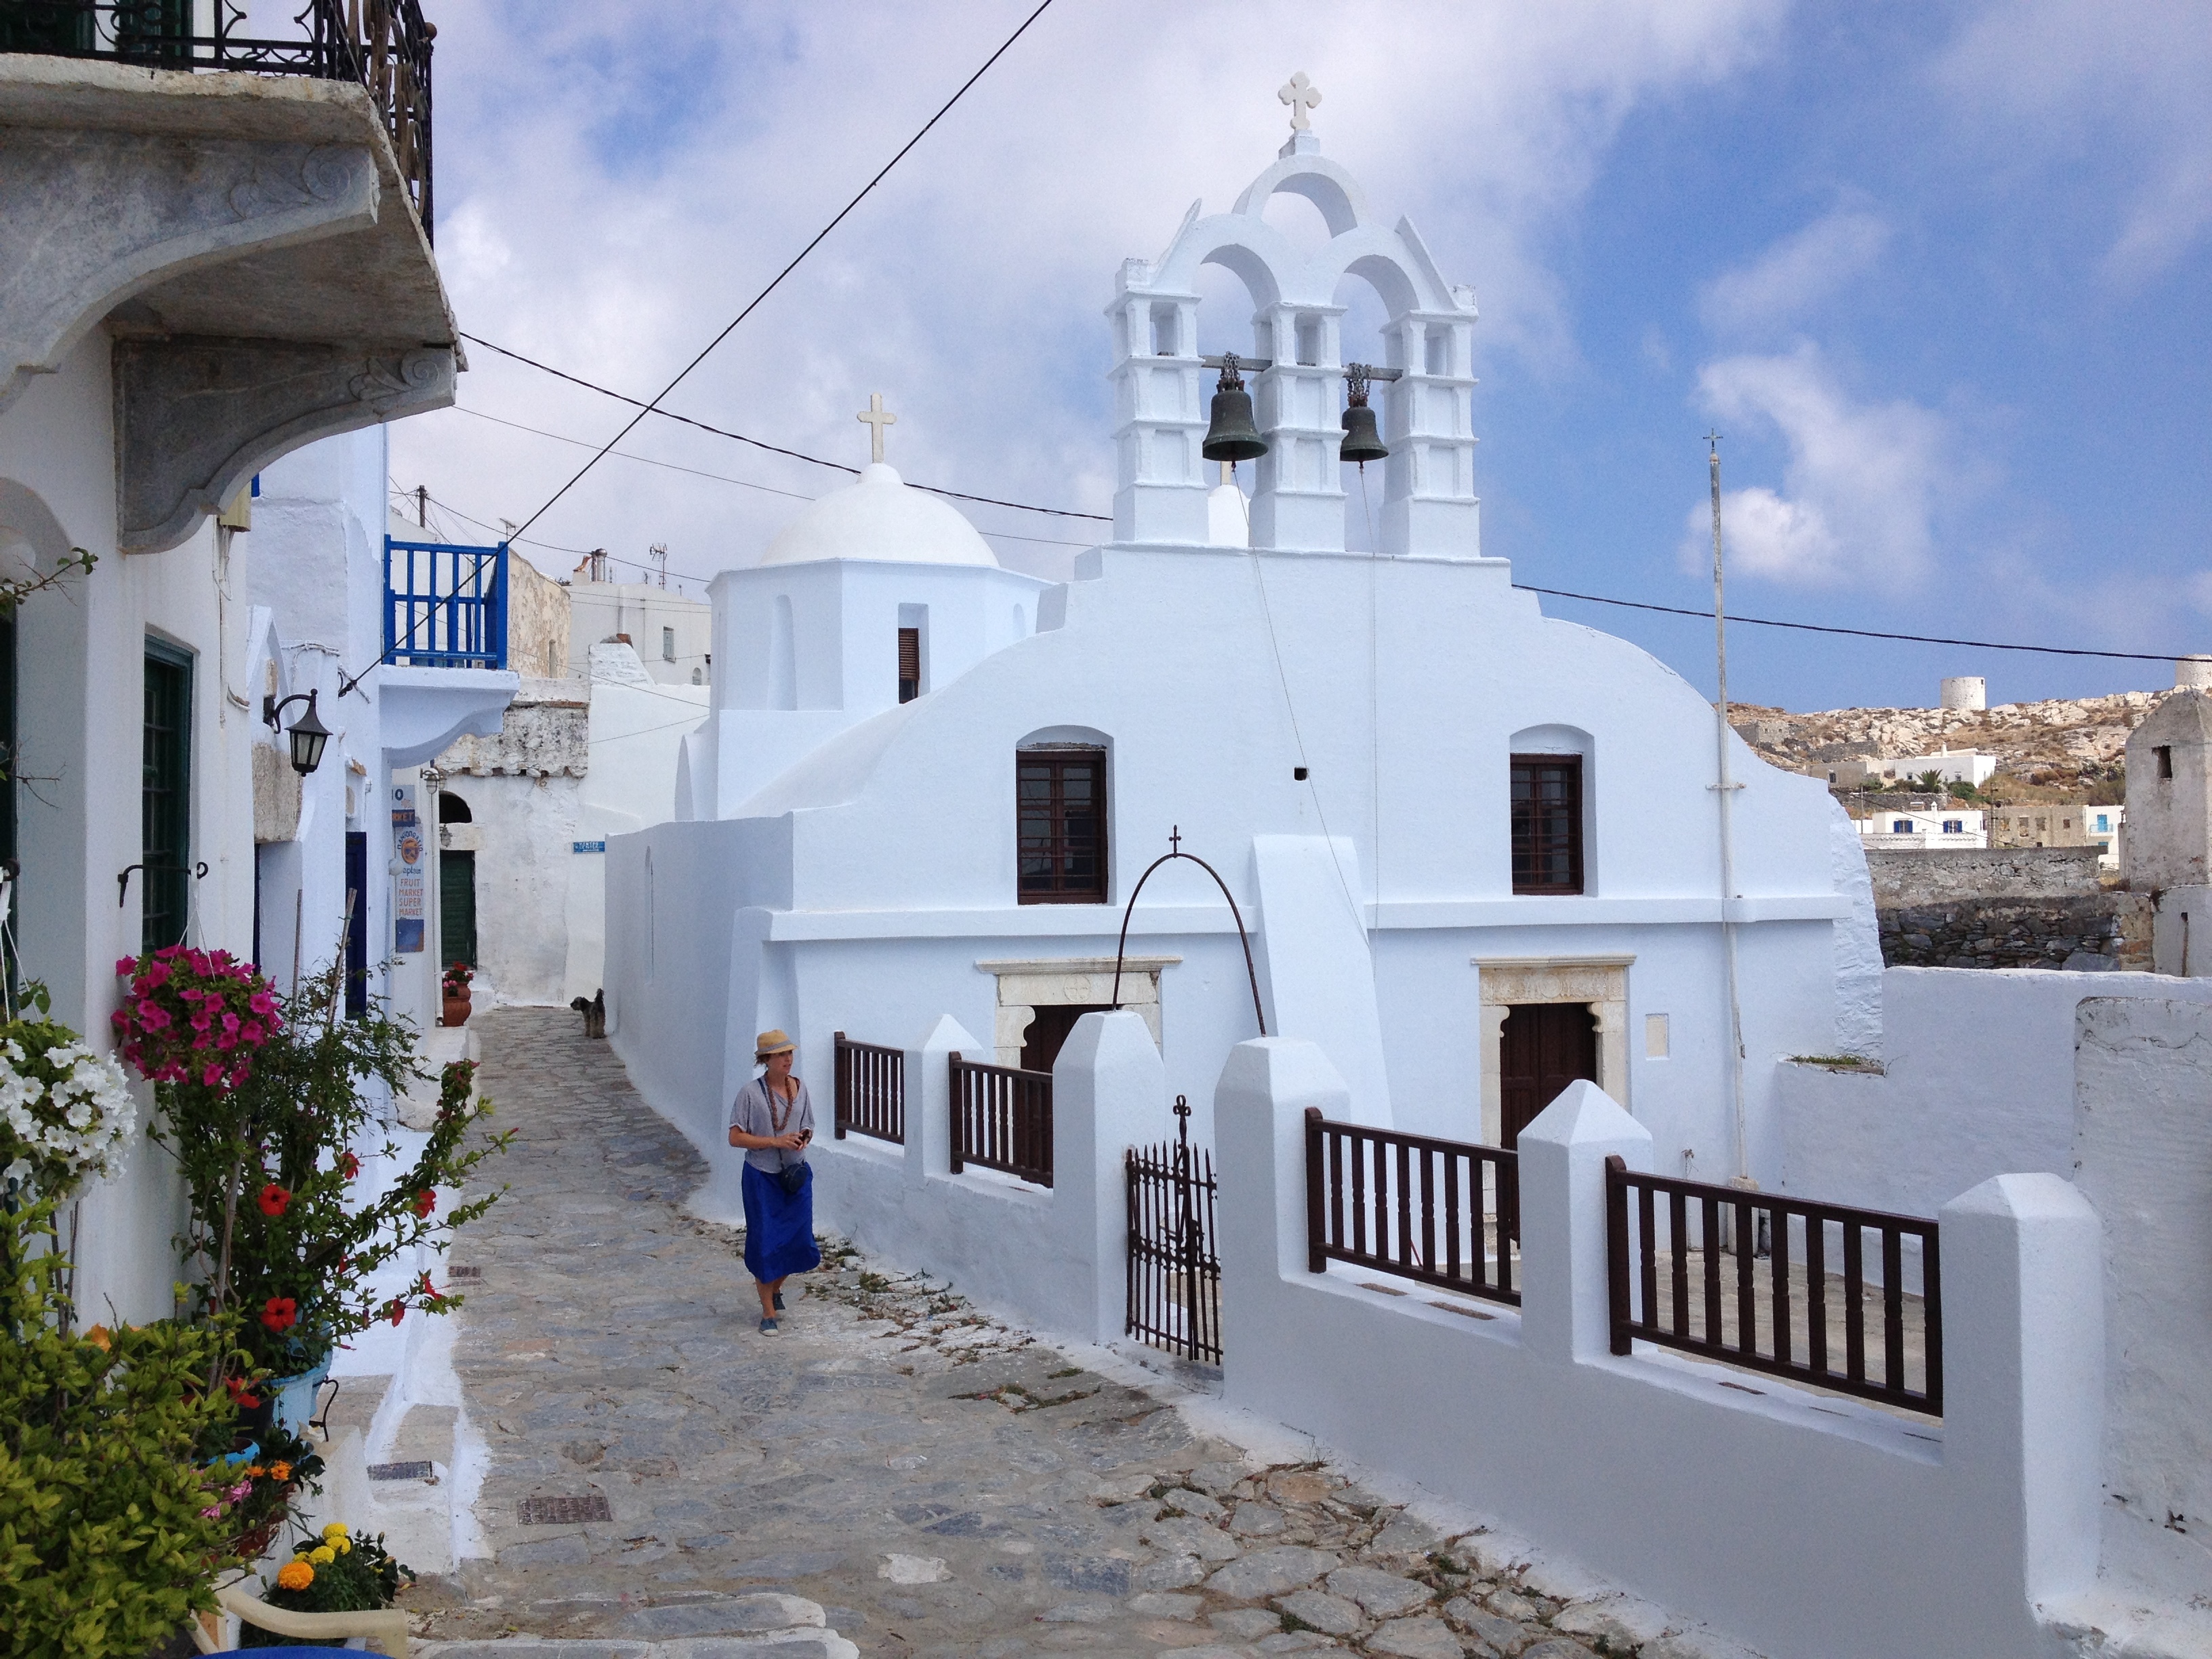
xmin=741 ymin=1162 xmax=821 ymax=1283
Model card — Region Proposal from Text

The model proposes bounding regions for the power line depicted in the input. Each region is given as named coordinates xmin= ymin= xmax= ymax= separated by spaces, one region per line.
xmin=461 ymin=332 xmax=1111 ymax=525
xmin=1518 ymin=583 xmax=2199 ymax=665
xmin=510 ymin=0 xmax=1061 ymax=538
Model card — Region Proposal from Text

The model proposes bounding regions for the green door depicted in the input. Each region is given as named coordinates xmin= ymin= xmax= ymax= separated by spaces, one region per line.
xmin=142 ymin=641 xmax=193 ymax=953
xmin=439 ymin=849 xmax=476 ymax=970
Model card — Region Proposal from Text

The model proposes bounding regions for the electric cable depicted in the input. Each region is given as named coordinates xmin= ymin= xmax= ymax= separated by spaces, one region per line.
xmin=510 ymin=0 xmax=1061 ymax=539
xmin=461 ymin=333 xmax=1109 ymax=524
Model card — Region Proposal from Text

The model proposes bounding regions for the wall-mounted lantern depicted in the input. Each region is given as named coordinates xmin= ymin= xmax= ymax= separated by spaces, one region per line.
xmin=263 ymin=687 xmax=331 ymax=776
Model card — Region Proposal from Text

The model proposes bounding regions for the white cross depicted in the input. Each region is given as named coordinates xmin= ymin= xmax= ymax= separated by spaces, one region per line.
xmin=1279 ymin=71 xmax=1321 ymax=132
xmin=857 ymin=392 xmax=897 ymax=464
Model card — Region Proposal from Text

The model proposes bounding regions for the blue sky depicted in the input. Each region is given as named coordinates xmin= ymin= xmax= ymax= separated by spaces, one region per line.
xmin=389 ymin=0 xmax=2211 ymax=713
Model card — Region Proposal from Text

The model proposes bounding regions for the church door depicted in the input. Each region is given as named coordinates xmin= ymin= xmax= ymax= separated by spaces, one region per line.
xmin=1499 ymin=1003 xmax=1597 ymax=1148
xmin=1021 ymin=1004 xmax=1112 ymax=1073
xmin=440 ymin=849 xmax=476 ymax=970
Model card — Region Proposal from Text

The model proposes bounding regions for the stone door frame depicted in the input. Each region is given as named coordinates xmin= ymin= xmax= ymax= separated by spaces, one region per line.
xmin=976 ymin=956 xmax=1180 ymax=1067
xmin=1473 ymin=954 xmax=1633 ymax=1145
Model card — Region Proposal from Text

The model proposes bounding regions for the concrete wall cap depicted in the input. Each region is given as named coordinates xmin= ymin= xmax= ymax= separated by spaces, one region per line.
xmin=1939 ymin=1169 xmax=2097 ymax=1223
xmin=1516 ymin=1078 xmax=1647 ymax=1149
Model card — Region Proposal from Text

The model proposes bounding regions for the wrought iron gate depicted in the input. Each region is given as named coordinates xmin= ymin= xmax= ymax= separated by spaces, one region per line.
xmin=1125 ymin=1095 xmax=1222 ymax=1364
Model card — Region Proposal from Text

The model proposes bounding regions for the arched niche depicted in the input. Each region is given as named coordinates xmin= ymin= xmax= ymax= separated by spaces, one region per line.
xmin=0 ymin=478 xmax=75 ymax=583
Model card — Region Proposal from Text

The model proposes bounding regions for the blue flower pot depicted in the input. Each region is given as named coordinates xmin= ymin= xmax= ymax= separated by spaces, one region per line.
xmin=267 ymin=1359 xmax=331 ymax=1435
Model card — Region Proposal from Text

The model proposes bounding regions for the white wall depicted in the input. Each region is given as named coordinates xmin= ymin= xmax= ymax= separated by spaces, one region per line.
xmin=1216 ymin=1044 xmax=2105 ymax=1659
xmin=1778 ymin=966 xmax=2212 ymax=1219
xmin=566 ymin=581 xmax=712 ymax=686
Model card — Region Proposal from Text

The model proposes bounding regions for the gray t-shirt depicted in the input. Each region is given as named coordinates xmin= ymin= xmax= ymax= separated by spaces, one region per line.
xmin=728 ymin=1076 xmax=814 ymax=1172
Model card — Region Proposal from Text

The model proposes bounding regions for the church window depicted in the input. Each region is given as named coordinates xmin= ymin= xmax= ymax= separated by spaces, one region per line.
xmin=1017 ymin=748 xmax=1107 ymax=904
xmin=2155 ymin=745 xmax=2172 ymax=779
xmin=1511 ymin=754 xmax=1582 ymax=895
xmin=661 ymin=626 xmax=675 ymax=662
xmin=898 ymin=628 xmax=921 ymax=703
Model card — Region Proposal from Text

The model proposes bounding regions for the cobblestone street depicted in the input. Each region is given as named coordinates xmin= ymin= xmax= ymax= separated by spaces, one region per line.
xmin=403 ymin=1009 xmax=1718 ymax=1659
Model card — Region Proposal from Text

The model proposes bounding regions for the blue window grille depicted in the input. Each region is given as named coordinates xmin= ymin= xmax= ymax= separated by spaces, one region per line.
xmin=1943 ymin=819 xmax=1963 ymax=834
xmin=386 ymin=538 xmax=508 ymax=669
xmin=1892 ymin=819 xmax=1912 ymax=834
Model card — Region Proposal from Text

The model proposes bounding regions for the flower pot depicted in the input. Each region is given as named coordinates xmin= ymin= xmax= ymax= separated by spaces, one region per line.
xmin=441 ymin=991 xmax=472 ymax=1027
xmin=266 ymin=1360 xmax=330 ymax=1437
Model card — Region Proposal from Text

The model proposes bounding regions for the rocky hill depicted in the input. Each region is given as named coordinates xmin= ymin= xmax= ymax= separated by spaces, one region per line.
xmin=1728 ymin=692 xmax=2161 ymax=797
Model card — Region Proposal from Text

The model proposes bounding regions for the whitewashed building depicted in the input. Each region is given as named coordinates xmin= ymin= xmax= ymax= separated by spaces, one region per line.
xmin=1854 ymin=805 xmax=1987 ymax=849
xmin=610 ymin=122 xmax=1877 ymax=1214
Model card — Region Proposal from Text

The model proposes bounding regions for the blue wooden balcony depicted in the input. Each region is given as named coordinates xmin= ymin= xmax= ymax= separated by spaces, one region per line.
xmin=385 ymin=537 xmax=507 ymax=670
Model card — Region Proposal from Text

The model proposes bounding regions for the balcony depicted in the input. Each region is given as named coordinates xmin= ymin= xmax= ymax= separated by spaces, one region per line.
xmin=0 ymin=0 xmax=434 ymax=235
xmin=386 ymin=536 xmax=507 ymax=670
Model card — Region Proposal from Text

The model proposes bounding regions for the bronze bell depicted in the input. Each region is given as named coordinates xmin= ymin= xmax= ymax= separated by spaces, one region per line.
xmin=1340 ymin=365 xmax=1389 ymax=466
xmin=1202 ymin=354 xmax=1267 ymax=464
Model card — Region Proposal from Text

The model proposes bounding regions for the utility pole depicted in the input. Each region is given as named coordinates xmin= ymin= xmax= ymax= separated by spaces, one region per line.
xmin=1707 ymin=434 xmax=1750 ymax=1188
xmin=415 ymin=485 xmax=427 ymax=529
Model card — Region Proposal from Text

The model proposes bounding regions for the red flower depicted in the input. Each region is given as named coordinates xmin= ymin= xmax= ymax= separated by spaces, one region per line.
xmin=418 ymin=1270 xmax=437 ymax=1297
xmin=386 ymin=1300 xmax=406 ymax=1327
xmin=257 ymin=1183 xmax=291 ymax=1217
xmin=260 ymin=1296 xmax=298 ymax=1333
xmin=224 ymin=1375 xmax=262 ymax=1410
xmin=339 ymin=1152 xmax=360 ymax=1181
xmin=413 ymin=1189 xmax=436 ymax=1218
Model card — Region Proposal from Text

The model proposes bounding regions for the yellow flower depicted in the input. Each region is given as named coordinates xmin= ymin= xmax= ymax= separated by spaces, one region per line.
xmin=83 ymin=1324 xmax=112 ymax=1351
xmin=268 ymin=1461 xmax=292 ymax=1482
xmin=334 ymin=1537 xmax=352 ymax=1553
xmin=276 ymin=1560 xmax=313 ymax=1591
xmin=309 ymin=1545 xmax=335 ymax=1564
xmin=321 ymin=1522 xmax=350 ymax=1540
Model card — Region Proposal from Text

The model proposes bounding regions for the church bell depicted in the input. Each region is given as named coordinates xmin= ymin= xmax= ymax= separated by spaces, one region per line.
xmin=1201 ymin=354 xmax=1267 ymax=464
xmin=1339 ymin=365 xmax=1389 ymax=466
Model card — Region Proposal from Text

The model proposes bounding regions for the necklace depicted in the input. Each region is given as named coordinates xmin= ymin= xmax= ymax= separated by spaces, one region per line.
xmin=766 ymin=1076 xmax=797 ymax=1135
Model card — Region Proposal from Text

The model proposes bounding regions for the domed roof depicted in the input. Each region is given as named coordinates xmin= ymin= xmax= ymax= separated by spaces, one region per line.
xmin=758 ymin=464 xmax=998 ymax=569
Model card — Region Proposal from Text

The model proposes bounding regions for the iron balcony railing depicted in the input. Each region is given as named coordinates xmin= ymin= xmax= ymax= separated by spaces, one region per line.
xmin=0 ymin=0 xmax=435 ymax=239
xmin=385 ymin=536 xmax=506 ymax=670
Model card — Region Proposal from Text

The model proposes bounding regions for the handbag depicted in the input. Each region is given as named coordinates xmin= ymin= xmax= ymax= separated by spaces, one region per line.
xmin=776 ymin=1159 xmax=813 ymax=1198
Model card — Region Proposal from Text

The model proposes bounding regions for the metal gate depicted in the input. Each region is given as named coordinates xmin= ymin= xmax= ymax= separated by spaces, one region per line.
xmin=1125 ymin=1095 xmax=1222 ymax=1364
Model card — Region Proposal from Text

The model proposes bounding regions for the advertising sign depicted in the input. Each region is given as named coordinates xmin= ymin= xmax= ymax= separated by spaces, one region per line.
xmin=392 ymin=784 xmax=426 ymax=953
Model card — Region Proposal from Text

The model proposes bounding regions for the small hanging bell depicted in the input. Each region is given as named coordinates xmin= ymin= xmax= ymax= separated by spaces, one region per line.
xmin=1201 ymin=353 xmax=1267 ymax=464
xmin=1340 ymin=364 xmax=1389 ymax=466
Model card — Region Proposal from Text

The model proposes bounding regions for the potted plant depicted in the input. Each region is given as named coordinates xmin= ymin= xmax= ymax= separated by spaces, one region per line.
xmin=228 ymin=1521 xmax=413 ymax=1648
xmin=123 ymin=955 xmax=513 ymax=1418
xmin=441 ymin=961 xmax=473 ymax=1027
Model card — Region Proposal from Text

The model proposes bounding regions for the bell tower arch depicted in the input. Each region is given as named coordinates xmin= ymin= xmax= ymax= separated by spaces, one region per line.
xmin=1107 ymin=108 xmax=1481 ymax=558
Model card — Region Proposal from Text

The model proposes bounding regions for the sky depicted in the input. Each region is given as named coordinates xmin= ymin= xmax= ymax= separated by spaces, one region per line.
xmin=381 ymin=0 xmax=2212 ymax=714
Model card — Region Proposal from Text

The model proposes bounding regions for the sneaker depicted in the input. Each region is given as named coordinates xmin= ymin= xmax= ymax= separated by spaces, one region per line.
xmin=773 ymin=1291 xmax=786 ymax=1311
xmin=758 ymin=1317 xmax=778 ymax=1334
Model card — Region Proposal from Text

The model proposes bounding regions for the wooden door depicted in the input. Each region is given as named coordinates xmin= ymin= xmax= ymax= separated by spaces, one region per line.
xmin=1020 ymin=1004 xmax=1112 ymax=1073
xmin=439 ymin=849 xmax=477 ymax=970
xmin=1499 ymin=1002 xmax=1597 ymax=1148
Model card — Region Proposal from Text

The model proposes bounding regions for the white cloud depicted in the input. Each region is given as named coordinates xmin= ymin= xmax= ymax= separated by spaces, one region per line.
xmin=388 ymin=0 xmax=1787 ymax=583
xmin=1934 ymin=0 xmax=2212 ymax=285
xmin=1683 ymin=345 xmax=1951 ymax=590
xmin=1697 ymin=209 xmax=1890 ymax=336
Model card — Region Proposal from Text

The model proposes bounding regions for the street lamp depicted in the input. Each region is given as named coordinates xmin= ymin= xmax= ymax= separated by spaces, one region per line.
xmin=262 ymin=688 xmax=332 ymax=777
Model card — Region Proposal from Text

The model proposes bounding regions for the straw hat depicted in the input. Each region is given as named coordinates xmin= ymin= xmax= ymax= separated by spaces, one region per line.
xmin=754 ymin=1029 xmax=796 ymax=1060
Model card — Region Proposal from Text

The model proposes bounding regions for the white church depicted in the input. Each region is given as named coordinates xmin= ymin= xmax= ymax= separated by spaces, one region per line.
xmin=606 ymin=112 xmax=1876 ymax=1195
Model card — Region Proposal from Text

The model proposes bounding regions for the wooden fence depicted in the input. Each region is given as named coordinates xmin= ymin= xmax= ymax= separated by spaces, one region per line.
xmin=948 ymin=1052 xmax=1052 ymax=1187
xmin=832 ymin=1032 xmax=903 ymax=1145
xmin=1303 ymin=1109 xmax=1520 ymax=1306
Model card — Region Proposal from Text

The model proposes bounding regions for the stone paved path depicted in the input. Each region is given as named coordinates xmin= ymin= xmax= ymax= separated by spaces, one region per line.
xmin=402 ymin=1008 xmax=1733 ymax=1659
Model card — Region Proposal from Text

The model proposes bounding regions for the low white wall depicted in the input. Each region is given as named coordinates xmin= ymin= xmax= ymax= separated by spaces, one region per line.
xmin=1778 ymin=966 xmax=2212 ymax=1218
xmin=2070 ymin=996 xmax=2212 ymax=1610
xmin=806 ymin=1010 xmax=1158 ymax=1343
xmin=1216 ymin=1044 xmax=2104 ymax=1659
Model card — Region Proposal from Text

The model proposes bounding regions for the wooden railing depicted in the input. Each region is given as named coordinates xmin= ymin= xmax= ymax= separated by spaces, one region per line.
xmin=832 ymin=1032 xmax=903 ymax=1146
xmin=948 ymin=1052 xmax=1052 ymax=1187
xmin=1304 ymin=1110 xmax=1520 ymax=1306
xmin=1605 ymin=1158 xmax=1942 ymax=1416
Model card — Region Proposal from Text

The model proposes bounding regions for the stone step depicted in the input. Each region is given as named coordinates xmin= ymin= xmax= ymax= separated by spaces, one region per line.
xmin=415 ymin=1593 xmax=855 ymax=1659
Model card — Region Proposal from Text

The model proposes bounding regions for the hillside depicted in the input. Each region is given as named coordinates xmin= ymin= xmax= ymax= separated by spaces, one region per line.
xmin=1727 ymin=691 xmax=2161 ymax=798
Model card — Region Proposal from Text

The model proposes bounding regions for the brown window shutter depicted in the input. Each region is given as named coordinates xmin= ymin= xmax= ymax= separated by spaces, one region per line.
xmin=1510 ymin=754 xmax=1584 ymax=895
xmin=1017 ymin=748 xmax=1107 ymax=903
xmin=897 ymin=628 xmax=920 ymax=703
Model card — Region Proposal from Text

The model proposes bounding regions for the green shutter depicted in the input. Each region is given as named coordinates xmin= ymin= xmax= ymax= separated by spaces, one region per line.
xmin=439 ymin=849 xmax=476 ymax=970
xmin=142 ymin=640 xmax=194 ymax=952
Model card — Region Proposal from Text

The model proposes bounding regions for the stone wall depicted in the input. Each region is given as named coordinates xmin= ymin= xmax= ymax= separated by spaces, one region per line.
xmin=1866 ymin=845 xmax=2102 ymax=904
xmin=1879 ymin=891 xmax=2152 ymax=970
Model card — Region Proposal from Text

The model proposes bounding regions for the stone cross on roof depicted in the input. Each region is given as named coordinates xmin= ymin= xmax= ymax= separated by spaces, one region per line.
xmin=1279 ymin=71 xmax=1321 ymax=132
xmin=857 ymin=392 xmax=897 ymax=464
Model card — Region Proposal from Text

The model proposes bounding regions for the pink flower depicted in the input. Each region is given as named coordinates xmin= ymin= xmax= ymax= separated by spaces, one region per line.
xmin=115 ymin=957 xmax=136 ymax=977
xmin=222 ymin=1012 xmax=240 ymax=1034
xmin=201 ymin=1061 xmax=224 ymax=1087
xmin=242 ymin=1021 xmax=264 ymax=1044
xmin=249 ymin=991 xmax=276 ymax=1017
xmin=198 ymin=1505 xmax=220 ymax=1520
xmin=136 ymin=1000 xmax=170 ymax=1030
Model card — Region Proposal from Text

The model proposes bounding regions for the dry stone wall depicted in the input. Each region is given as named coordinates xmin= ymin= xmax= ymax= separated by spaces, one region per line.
xmin=1868 ymin=847 xmax=2150 ymax=970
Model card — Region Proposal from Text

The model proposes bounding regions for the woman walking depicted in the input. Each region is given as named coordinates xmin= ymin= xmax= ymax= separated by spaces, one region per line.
xmin=727 ymin=1029 xmax=819 ymax=1332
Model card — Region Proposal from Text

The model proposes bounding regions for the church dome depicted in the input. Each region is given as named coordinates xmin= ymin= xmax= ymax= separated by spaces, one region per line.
xmin=758 ymin=464 xmax=998 ymax=569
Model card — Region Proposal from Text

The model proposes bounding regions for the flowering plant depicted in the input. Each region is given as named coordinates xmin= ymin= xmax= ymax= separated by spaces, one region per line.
xmin=440 ymin=961 xmax=472 ymax=996
xmin=155 ymin=962 xmax=511 ymax=1377
xmin=111 ymin=945 xmax=281 ymax=1091
xmin=0 ymin=982 xmax=136 ymax=1202
xmin=247 ymin=1521 xmax=411 ymax=1641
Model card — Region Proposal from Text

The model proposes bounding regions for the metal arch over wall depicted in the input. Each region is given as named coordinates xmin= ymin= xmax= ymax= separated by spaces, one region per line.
xmin=1109 ymin=827 xmax=1266 ymax=1039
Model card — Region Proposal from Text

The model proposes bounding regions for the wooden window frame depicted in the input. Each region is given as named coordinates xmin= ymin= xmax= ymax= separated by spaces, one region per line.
xmin=1017 ymin=747 xmax=1107 ymax=905
xmin=897 ymin=626 xmax=920 ymax=705
xmin=1511 ymin=752 xmax=1584 ymax=896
